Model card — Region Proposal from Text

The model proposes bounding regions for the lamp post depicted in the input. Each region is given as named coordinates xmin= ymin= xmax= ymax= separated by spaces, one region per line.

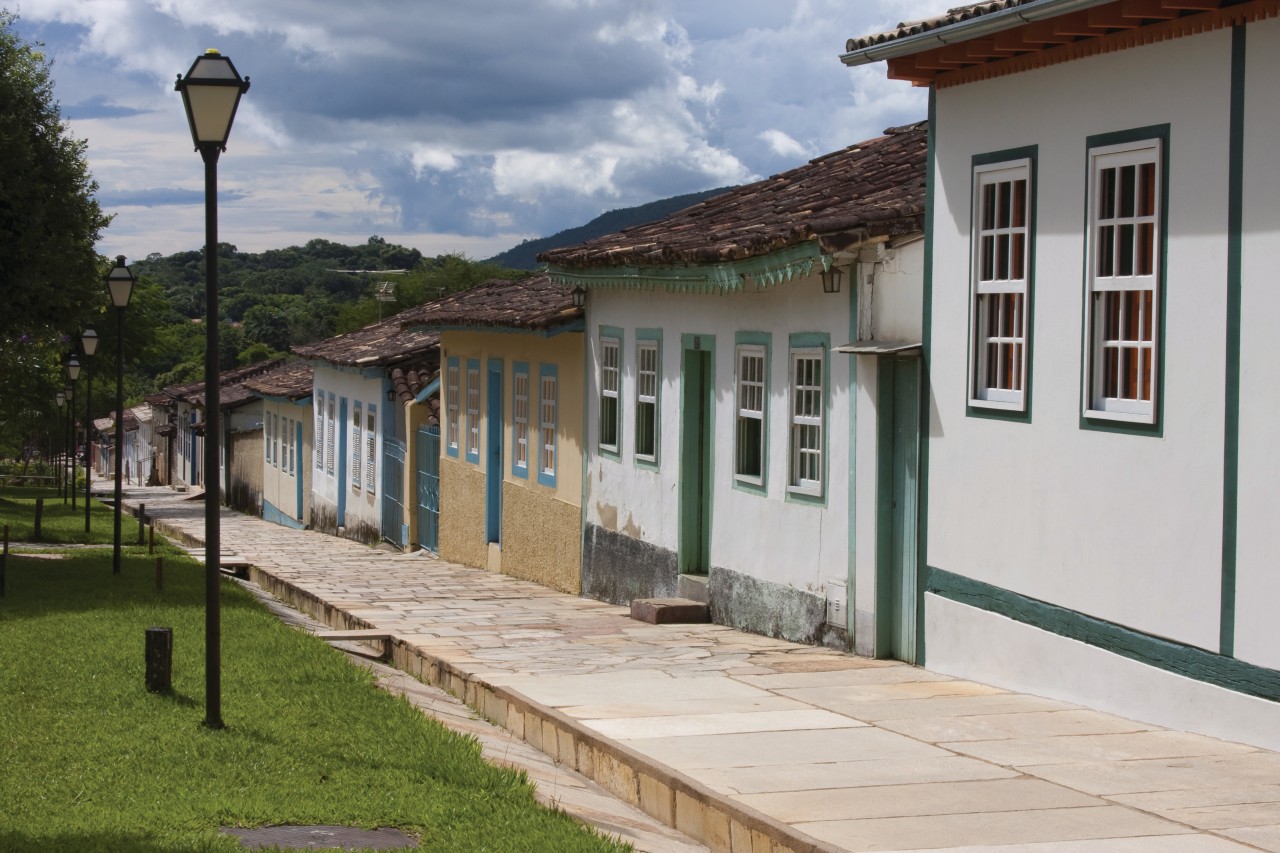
xmin=82 ymin=329 xmax=98 ymax=534
xmin=67 ymin=358 xmax=81 ymax=509
xmin=177 ymin=48 xmax=249 ymax=731
xmin=106 ymin=257 xmax=136 ymax=575
xmin=63 ymin=385 xmax=74 ymax=505
xmin=55 ymin=392 xmax=65 ymax=496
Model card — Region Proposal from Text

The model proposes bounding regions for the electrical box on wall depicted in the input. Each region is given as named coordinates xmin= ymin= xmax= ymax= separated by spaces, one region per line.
xmin=826 ymin=579 xmax=847 ymax=627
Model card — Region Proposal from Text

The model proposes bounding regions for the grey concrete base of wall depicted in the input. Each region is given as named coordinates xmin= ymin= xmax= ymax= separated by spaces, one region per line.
xmin=246 ymin=564 xmax=836 ymax=853
xmin=710 ymin=566 xmax=848 ymax=650
xmin=581 ymin=524 xmax=678 ymax=605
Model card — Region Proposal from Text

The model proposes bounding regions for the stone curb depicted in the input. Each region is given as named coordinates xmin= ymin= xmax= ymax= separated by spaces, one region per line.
xmin=243 ymin=562 xmax=843 ymax=853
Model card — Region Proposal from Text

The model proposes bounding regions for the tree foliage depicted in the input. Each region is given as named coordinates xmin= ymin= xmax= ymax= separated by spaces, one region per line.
xmin=0 ymin=10 xmax=110 ymax=339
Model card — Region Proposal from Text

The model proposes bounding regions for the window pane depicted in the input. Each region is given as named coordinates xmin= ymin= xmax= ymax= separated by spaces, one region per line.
xmin=982 ymin=183 xmax=996 ymax=230
xmin=981 ymin=235 xmax=994 ymax=281
xmin=1137 ymin=223 xmax=1154 ymax=276
xmin=1012 ymin=179 xmax=1026 ymax=228
xmin=1139 ymin=162 xmax=1156 ymax=217
xmin=1118 ymin=223 xmax=1135 ymax=276
xmin=997 ymin=180 xmax=1011 ymax=229
xmin=1099 ymin=167 xmax=1116 ymax=220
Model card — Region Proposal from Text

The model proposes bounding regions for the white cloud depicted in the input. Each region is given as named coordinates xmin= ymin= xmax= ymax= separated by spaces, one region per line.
xmin=758 ymin=129 xmax=810 ymax=160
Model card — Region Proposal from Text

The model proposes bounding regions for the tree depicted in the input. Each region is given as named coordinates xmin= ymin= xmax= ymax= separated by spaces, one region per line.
xmin=0 ymin=11 xmax=111 ymax=339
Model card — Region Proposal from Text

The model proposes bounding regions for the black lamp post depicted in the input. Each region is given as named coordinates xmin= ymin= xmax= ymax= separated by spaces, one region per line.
xmin=106 ymin=256 xmax=136 ymax=575
xmin=67 ymin=358 xmax=81 ymax=509
xmin=55 ymin=391 xmax=65 ymax=496
xmin=82 ymin=329 xmax=98 ymax=534
xmin=176 ymin=48 xmax=249 ymax=731
xmin=63 ymin=385 xmax=74 ymax=504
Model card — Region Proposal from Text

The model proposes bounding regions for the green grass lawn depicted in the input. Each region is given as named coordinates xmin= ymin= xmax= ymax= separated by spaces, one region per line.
xmin=0 ymin=485 xmax=124 ymax=546
xmin=0 ymin=517 xmax=627 ymax=851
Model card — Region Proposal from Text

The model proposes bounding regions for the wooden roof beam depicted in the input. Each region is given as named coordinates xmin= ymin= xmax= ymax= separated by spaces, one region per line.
xmin=1088 ymin=5 xmax=1149 ymax=27
xmin=1053 ymin=9 xmax=1116 ymax=35
xmin=1160 ymin=0 xmax=1222 ymax=8
xmin=1120 ymin=0 xmax=1182 ymax=19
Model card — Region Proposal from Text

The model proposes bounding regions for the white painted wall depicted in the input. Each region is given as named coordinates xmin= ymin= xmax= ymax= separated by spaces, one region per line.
xmin=928 ymin=31 xmax=1233 ymax=651
xmin=261 ymin=397 xmax=310 ymax=525
xmin=1233 ymin=14 xmax=1280 ymax=672
xmin=585 ymin=271 xmax=855 ymax=598
xmin=311 ymin=363 xmax=385 ymax=535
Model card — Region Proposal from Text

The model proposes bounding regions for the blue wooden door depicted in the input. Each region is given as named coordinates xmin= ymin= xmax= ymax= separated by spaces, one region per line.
xmin=382 ymin=436 xmax=407 ymax=548
xmin=485 ymin=360 xmax=503 ymax=544
xmin=415 ymin=425 xmax=440 ymax=552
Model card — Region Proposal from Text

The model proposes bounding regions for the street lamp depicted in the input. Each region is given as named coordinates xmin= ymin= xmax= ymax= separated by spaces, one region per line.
xmin=63 ymin=385 xmax=74 ymax=505
xmin=67 ymin=358 xmax=81 ymax=510
xmin=176 ymin=48 xmax=249 ymax=731
xmin=82 ymin=329 xmax=98 ymax=535
xmin=106 ymin=256 xmax=135 ymax=575
xmin=55 ymin=392 xmax=65 ymax=496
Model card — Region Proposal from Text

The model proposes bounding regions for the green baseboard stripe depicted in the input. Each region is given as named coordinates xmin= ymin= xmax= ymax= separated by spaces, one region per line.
xmin=928 ymin=567 xmax=1280 ymax=702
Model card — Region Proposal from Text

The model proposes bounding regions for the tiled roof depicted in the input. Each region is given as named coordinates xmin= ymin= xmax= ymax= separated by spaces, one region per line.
xmin=399 ymin=275 xmax=583 ymax=332
xmin=845 ymin=1 xmax=1034 ymax=52
xmin=241 ymin=359 xmax=314 ymax=401
xmin=292 ymin=306 xmax=439 ymax=368
xmin=538 ymin=124 xmax=926 ymax=270
xmin=174 ymin=358 xmax=287 ymax=409
xmin=389 ymin=362 xmax=439 ymax=405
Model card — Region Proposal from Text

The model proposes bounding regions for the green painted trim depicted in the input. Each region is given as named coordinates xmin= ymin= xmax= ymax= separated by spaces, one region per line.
xmin=597 ymin=326 xmax=623 ymax=460
xmin=634 ymin=328 xmax=662 ymax=471
xmin=547 ymin=243 xmax=826 ymax=294
xmin=966 ymin=145 xmax=1038 ymax=424
xmin=1221 ymin=23 xmax=1246 ymax=657
xmin=511 ymin=361 xmax=530 ymax=480
xmin=678 ymin=333 xmax=716 ymax=575
xmin=1078 ymin=123 xmax=1170 ymax=438
xmin=846 ymin=275 xmax=858 ymax=640
xmin=785 ymin=332 xmax=830 ymax=508
xmin=929 ymin=566 xmax=1280 ymax=702
xmin=731 ymin=331 xmax=771 ymax=497
xmin=917 ymin=85 xmax=937 ymax=664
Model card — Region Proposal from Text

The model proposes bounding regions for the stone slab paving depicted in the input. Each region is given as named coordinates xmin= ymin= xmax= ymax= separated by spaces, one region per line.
xmin=120 ymin=483 xmax=1280 ymax=853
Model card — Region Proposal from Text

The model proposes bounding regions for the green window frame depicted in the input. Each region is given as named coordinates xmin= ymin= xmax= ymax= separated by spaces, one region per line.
xmin=598 ymin=326 xmax=623 ymax=458
xmin=634 ymin=328 xmax=661 ymax=468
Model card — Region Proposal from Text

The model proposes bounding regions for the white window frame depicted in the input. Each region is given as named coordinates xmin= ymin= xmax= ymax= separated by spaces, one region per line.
xmin=325 ymin=394 xmax=336 ymax=478
xmin=970 ymin=159 xmax=1031 ymax=410
xmin=265 ymin=411 xmax=272 ymax=465
xmin=634 ymin=340 xmax=658 ymax=463
xmin=788 ymin=347 xmax=824 ymax=497
xmin=351 ymin=402 xmax=363 ymax=490
xmin=446 ymin=360 xmax=460 ymax=453
xmin=286 ymin=417 xmax=294 ymax=475
xmin=539 ymin=369 xmax=557 ymax=485
xmin=1083 ymin=138 xmax=1161 ymax=423
xmin=735 ymin=344 xmax=767 ymax=486
xmin=314 ymin=396 xmax=324 ymax=471
xmin=513 ymin=368 xmax=529 ymax=473
xmin=365 ymin=406 xmax=376 ymax=494
xmin=466 ymin=362 xmax=481 ymax=462
xmin=599 ymin=335 xmax=620 ymax=453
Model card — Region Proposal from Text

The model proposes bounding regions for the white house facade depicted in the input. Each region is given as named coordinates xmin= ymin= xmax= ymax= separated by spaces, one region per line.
xmin=844 ymin=0 xmax=1280 ymax=749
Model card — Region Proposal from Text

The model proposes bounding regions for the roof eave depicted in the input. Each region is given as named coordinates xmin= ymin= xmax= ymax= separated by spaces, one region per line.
xmin=840 ymin=0 xmax=1114 ymax=66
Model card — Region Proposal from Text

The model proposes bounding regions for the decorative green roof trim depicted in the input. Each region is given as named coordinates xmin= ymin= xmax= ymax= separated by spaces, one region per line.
xmin=546 ymin=242 xmax=829 ymax=295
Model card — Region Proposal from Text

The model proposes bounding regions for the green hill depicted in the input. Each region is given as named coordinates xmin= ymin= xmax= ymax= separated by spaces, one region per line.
xmin=486 ymin=187 xmax=736 ymax=270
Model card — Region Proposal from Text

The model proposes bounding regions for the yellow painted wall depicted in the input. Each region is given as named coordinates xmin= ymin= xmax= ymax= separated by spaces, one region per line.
xmin=440 ymin=329 xmax=584 ymax=588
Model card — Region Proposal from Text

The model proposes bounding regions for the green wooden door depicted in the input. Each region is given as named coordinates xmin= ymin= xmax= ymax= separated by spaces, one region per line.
xmin=876 ymin=354 xmax=921 ymax=663
xmin=679 ymin=339 xmax=714 ymax=575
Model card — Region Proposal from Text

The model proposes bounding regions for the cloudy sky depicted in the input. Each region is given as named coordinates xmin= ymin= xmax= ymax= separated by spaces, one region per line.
xmin=16 ymin=1 xmax=935 ymax=261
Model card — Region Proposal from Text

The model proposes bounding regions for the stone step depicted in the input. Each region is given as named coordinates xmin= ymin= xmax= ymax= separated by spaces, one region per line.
xmin=676 ymin=573 xmax=709 ymax=604
xmin=629 ymin=597 xmax=710 ymax=625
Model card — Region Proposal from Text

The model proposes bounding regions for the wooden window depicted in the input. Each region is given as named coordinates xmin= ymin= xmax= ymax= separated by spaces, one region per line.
xmin=466 ymin=360 xmax=480 ymax=462
xmin=971 ymin=159 xmax=1031 ymax=410
xmin=265 ymin=410 xmax=272 ymax=464
xmin=445 ymin=359 xmax=460 ymax=456
xmin=325 ymin=395 xmax=335 ymax=478
xmin=599 ymin=335 xmax=620 ymax=453
xmin=351 ymin=402 xmax=362 ymax=490
xmin=513 ymin=364 xmax=529 ymax=475
xmin=286 ymin=418 xmax=294 ymax=475
xmin=635 ymin=339 xmax=658 ymax=462
xmin=789 ymin=348 xmax=824 ymax=496
xmin=539 ymin=366 xmax=557 ymax=487
xmin=365 ymin=406 xmax=376 ymax=494
xmin=735 ymin=344 xmax=766 ymax=485
xmin=314 ymin=396 xmax=324 ymax=471
xmin=1085 ymin=139 xmax=1161 ymax=422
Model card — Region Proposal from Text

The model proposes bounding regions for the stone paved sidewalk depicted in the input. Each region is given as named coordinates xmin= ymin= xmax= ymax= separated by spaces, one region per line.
xmin=119 ymin=483 xmax=1280 ymax=853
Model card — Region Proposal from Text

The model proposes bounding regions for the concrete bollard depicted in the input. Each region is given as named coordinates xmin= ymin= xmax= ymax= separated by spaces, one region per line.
xmin=145 ymin=627 xmax=173 ymax=693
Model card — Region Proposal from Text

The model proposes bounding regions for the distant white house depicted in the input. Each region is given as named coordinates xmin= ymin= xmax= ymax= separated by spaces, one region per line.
xmin=843 ymin=0 xmax=1280 ymax=749
xmin=243 ymin=360 xmax=315 ymax=530
xmin=543 ymin=127 xmax=927 ymax=649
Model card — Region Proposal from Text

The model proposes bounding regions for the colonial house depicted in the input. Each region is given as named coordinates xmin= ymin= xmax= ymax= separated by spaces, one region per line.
xmin=405 ymin=275 xmax=585 ymax=593
xmin=292 ymin=311 xmax=438 ymax=546
xmin=541 ymin=127 xmax=926 ymax=647
xmin=242 ymin=359 xmax=315 ymax=530
xmin=843 ymin=0 xmax=1280 ymax=749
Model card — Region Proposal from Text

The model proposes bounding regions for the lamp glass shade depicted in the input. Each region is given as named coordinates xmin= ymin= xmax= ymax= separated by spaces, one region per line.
xmin=67 ymin=358 xmax=82 ymax=381
xmin=82 ymin=328 xmax=99 ymax=357
xmin=64 ymin=386 xmax=73 ymax=402
xmin=106 ymin=256 xmax=136 ymax=308
xmin=571 ymin=287 xmax=587 ymax=308
xmin=56 ymin=392 xmax=65 ymax=407
xmin=176 ymin=51 xmax=249 ymax=148
xmin=821 ymin=265 xmax=843 ymax=294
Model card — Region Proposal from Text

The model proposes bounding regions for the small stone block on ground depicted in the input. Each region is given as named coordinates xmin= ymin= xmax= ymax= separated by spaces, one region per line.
xmin=631 ymin=598 xmax=710 ymax=624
